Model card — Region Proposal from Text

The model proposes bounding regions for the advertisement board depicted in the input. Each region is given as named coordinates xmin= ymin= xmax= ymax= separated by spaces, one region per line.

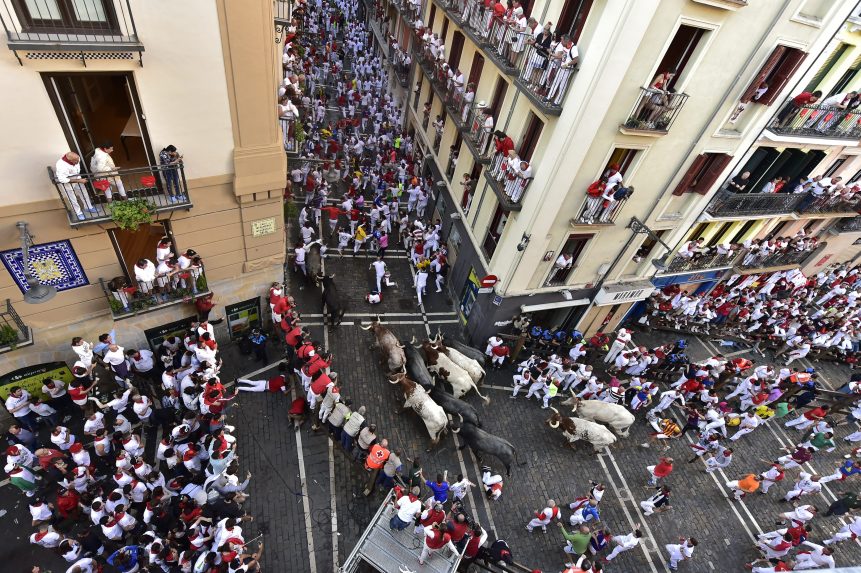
xmin=225 ymin=296 xmax=262 ymax=340
xmin=144 ymin=316 xmax=197 ymax=352
xmin=0 ymin=361 xmax=73 ymax=401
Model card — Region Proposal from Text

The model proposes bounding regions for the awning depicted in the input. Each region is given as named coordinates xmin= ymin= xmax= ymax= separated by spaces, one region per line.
xmin=520 ymin=298 xmax=591 ymax=313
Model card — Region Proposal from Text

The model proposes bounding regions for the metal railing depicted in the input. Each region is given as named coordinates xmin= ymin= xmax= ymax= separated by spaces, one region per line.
xmin=622 ymin=87 xmax=689 ymax=133
xmin=737 ymin=248 xmax=814 ymax=270
xmin=516 ymin=42 xmax=576 ymax=108
xmin=836 ymin=216 xmax=861 ymax=233
xmin=487 ymin=151 xmax=533 ymax=205
xmin=768 ymin=100 xmax=861 ymax=140
xmin=801 ymin=193 xmax=861 ymax=215
xmin=574 ymin=193 xmax=631 ymax=224
xmin=0 ymin=299 xmax=32 ymax=352
xmin=0 ymin=0 xmax=142 ymax=52
xmin=465 ymin=0 xmax=492 ymax=42
xmin=662 ymin=251 xmax=740 ymax=274
xmin=48 ymin=163 xmax=191 ymax=226
xmin=274 ymin=0 xmax=294 ymax=23
xmin=487 ymin=16 xmax=528 ymax=71
xmin=99 ymin=267 xmax=209 ymax=319
xmin=706 ymin=189 xmax=805 ymax=217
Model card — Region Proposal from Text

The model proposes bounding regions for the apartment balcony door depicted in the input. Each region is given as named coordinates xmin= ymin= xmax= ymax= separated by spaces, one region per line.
xmin=12 ymin=0 xmax=120 ymax=34
xmin=42 ymin=72 xmax=155 ymax=172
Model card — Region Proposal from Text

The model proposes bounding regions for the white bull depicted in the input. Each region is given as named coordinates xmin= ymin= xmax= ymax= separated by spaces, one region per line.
xmin=546 ymin=408 xmax=617 ymax=452
xmin=419 ymin=338 xmax=491 ymax=404
xmin=562 ymin=393 xmax=636 ymax=437
xmin=389 ymin=372 xmax=447 ymax=445
xmin=433 ymin=334 xmax=485 ymax=385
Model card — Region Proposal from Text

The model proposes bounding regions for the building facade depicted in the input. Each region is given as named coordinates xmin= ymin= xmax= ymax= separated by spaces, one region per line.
xmin=0 ymin=0 xmax=286 ymax=368
xmin=373 ymin=0 xmax=860 ymax=342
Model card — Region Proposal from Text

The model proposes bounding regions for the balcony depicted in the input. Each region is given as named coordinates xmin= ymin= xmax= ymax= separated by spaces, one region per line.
xmin=766 ymin=100 xmax=861 ymax=142
xmin=800 ymin=194 xmax=861 ymax=216
xmin=661 ymin=251 xmax=740 ymax=274
xmin=0 ymin=0 xmax=143 ymax=65
xmin=49 ymin=163 xmax=193 ymax=228
xmin=571 ymin=193 xmax=631 ymax=226
xmin=834 ymin=216 xmax=861 ymax=233
xmin=280 ymin=116 xmax=301 ymax=154
xmin=484 ymin=151 xmax=533 ymax=211
xmin=99 ymin=269 xmax=210 ymax=320
xmin=619 ymin=87 xmax=690 ymax=136
xmin=0 ymin=299 xmax=34 ymax=354
xmin=434 ymin=0 xmax=570 ymax=115
xmin=706 ymin=189 xmax=804 ymax=218
xmin=736 ymin=248 xmax=815 ymax=272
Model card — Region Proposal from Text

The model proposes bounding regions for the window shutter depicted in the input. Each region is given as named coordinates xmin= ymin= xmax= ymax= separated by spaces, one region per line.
xmin=740 ymin=46 xmax=786 ymax=103
xmin=760 ymin=49 xmax=808 ymax=105
xmin=672 ymin=154 xmax=708 ymax=196
xmin=692 ymin=154 xmax=732 ymax=195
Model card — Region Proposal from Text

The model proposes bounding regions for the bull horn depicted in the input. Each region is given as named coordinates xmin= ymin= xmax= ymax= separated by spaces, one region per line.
xmin=550 ymin=407 xmax=560 ymax=414
xmin=457 ymin=413 xmax=464 ymax=424
xmin=548 ymin=419 xmax=559 ymax=429
xmin=410 ymin=336 xmax=417 ymax=344
xmin=397 ymin=343 xmax=405 ymax=348
xmin=360 ymin=323 xmax=373 ymax=331
xmin=329 ymin=273 xmax=335 ymax=279
xmin=401 ymin=365 xmax=407 ymax=373
xmin=387 ymin=376 xmax=400 ymax=384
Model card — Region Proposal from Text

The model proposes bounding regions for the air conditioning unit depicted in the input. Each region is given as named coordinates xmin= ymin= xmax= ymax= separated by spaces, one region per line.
xmin=593 ymin=280 xmax=656 ymax=305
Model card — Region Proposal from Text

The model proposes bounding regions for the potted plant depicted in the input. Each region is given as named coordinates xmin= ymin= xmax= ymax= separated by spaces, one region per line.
xmin=624 ymin=118 xmax=643 ymax=129
xmin=0 ymin=324 xmax=19 ymax=348
xmin=196 ymin=275 xmax=208 ymax=293
xmin=110 ymin=198 xmax=155 ymax=231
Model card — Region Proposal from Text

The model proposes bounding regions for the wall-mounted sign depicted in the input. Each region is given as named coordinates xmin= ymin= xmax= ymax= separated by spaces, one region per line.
xmin=225 ymin=296 xmax=262 ymax=340
xmin=0 ymin=362 xmax=73 ymax=401
xmin=492 ymin=295 xmax=503 ymax=306
xmin=144 ymin=316 xmax=197 ymax=353
xmin=1 ymin=239 xmax=89 ymax=294
xmin=251 ymin=218 xmax=277 ymax=237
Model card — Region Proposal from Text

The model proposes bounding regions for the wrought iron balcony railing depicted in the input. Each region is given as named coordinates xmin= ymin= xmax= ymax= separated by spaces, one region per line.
xmin=799 ymin=193 xmax=861 ymax=215
xmin=706 ymin=190 xmax=805 ymax=217
xmin=0 ymin=299 xmax=33 ymax=353
xmin=621 ymin=87 xmax=689 ymax=134
xmin=573 ymin=193 xmax=631 ymax=225
xmin=767 ymin=100 xmax=861 ymax=140
xmin=661 ymin=251 xmax=740 ymax=274
xmin=485 ymin=151 xmax=532 ymax=210
xmin=0 ymin=0 xmax=143 ymax=63
xmin=736 ymin=248 xmax=815 ymax=271
xmin=836 ymin=216 xmax=861 ymax=233
xmin=100 ymin=268 xmax=210 ymax=319
xmin=48 ymin=163 xmax=192 ymax=227
xmin=514 ymin=42 xmax=577 ymax=111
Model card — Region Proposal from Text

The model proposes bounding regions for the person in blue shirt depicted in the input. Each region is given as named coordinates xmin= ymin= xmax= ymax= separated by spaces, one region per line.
xmin=107 ymin=545 xmax=142 ymax=572
xmin=249 ymin=328 xmax=268 ymax=363
xmin=425 ymin=472 xmax=450 ymax=504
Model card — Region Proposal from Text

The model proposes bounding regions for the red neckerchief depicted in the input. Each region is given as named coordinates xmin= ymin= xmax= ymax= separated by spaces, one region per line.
xmin=61 ymin=154 xmax=77 ymax=166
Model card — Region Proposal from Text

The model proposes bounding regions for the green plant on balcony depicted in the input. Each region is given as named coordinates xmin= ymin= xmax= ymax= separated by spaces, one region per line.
xmin=294 ymin=120 xmax=306 ymax=146
xmin=108 ymin=298 xmax=127 ymax=315
xmin=0 ymin=324 xmax=19 ymax=348
xmin=624 ymin=118 xmax=644 ymax=129
xmin=196 ymin=275 xmax=208 ymax=292
xmin=654 ymin=118 xmax=670 ymax=131
xmin=110 ymin=198 xmax=155 ymax=231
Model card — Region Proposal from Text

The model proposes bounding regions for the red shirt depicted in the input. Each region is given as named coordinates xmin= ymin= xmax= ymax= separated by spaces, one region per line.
xmin=803 ymin=407 xmax=827 ymax=420
xmin=285 ymin=327 xmax=303 ymax=347
xmin=310 ymin=372 xmax=332 ymax=395
xmin=653 ymin=460 xmax=674 ymax=478
xmin=426 ymin=530 xmax=452 ymax=549
xmin=267 ymin=376 xmax=287 ymax=393
xmin=792 ymin=92 xmax=816 ymax=106
xmin=491 ymin=345 xmax=510 ymax=357
xmin=289 ymin=398 xmax=306 ymax=415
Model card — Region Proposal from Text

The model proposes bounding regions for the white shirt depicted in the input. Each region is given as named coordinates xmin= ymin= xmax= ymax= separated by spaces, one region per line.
xmin=395 ymin=494 xmax=422 ymax=522
xmin=55 ymin=157 xmax=82 ymax=183
xmin=5 ymin=391 xmax=32 ymax=418
xmin=104 ymin=346 xmax=126 ymax=367
xmin=134 ymin=260 xmax=157 ymax=283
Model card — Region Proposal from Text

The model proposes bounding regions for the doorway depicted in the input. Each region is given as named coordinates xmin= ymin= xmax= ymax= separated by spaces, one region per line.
xmin=109 ymin=222 xmax=172 ymax=281
xmin=42 ymin=72 xmax=154 ymax=171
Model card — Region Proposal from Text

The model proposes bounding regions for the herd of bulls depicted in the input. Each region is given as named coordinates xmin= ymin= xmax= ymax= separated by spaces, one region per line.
xmin=360 ymin=318 xmax=637 ymax=475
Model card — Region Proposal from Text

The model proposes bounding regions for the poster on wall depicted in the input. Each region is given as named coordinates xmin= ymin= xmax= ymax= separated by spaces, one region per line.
xmin=225 ymin=297 xmax=262 ymax=340
xmin=1 ymin=239 xmax=89 ymax=294
xmin=0 ymin=361 xmax=73 ymax=401
xmin=144 ymin=316 xmax=197 ymax=352
xmin=459 ymin=268 xmax=480 ymax=322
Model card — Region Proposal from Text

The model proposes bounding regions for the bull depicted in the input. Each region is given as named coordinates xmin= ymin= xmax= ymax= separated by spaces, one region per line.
xmin=545 ymin=408 xmax=617 ymax=452
xmin=429 ymin=384 xmax=482 ymax=427
xmin=361 ymin=318 xmax=406 ymax=372
xmin=433 ymin=332 xmax=485 ymax=385
xmin=388 ymin=372 xmax=447 ymax=446
xmin=319 ymin=274 xmax=347 ymax=327
xmin=561 ymin=392 xmax=636 ymax=437
xmin=447 ymin=338 xmax=487 ymax=365
xmin=307 ymin=242 xmax=323 ymax=287
xmin=405 ymin=345 xmax=435 ymax=389
xmin=450 ymin=414 xmax=523 ymax=476
xmin=416 ymin=338 xmax=490 ymax=404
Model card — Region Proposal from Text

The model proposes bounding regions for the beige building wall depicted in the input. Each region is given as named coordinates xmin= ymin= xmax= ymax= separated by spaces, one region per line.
xmin=0 ymin=0 xmax=286 ymax=363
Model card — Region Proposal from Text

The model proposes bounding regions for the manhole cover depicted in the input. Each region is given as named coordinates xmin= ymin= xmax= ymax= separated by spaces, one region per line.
xmin=397 ymin=298 xmax=414 ymax=310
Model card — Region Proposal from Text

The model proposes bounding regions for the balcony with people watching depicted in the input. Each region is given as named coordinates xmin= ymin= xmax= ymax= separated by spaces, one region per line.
xmin=50 ymin=146 xmax=192 ymax=228
xmin=484 ymin=131 xmax=535 ymax=211
xmin=620 ymin=85 xmax=690 ymax=136
xmin=660 ymin=234 xmax=820 ymax=275
xmin=659 ymin=240 xmax=741 ymax=274
xmin=766 ymin=90 xmax=861 ymax=142
xmin=572 ymin=166 xmax=632 ymax=225
xmin=707 ymin=170 xmax=861 ymax=218
xmin=0 ymin=0 xmax=144 ymax=65
xmin=432 ymin=0 xmax=577 ymax=115
xmin=734 ymin=236 xmax=822 ymax=271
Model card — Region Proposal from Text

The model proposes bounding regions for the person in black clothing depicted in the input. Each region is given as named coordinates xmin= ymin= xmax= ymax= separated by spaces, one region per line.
xmin=727 ymin=171 xmax=750 ymax=193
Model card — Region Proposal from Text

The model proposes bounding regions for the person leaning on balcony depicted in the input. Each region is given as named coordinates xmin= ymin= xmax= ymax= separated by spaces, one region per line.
xmin=816 ymin=91 xmax=860 ymax=131
xmin=493 ymin=130 xmax=514 ymax=159
xmin=523 ymin=21 xmax=553 ymax=88
xmin=90 ymin=142 xmax=127 ymax=202
xmin=55 ymin=152 xmax=96 ymax=221
xmin=776 ymin=89 xmax=822 ymax=126
xmin=545 ymin=34 xmax=578 ymax=105
xmin=727 ymin=171 xmax=750 ymax=193
xmin=134 ymin=258 xmax=157 ymax=294
xmin=799 ymin=175 xmax=841 ymax=212
xmin=677 ymin=238 xmax=705 ymax=260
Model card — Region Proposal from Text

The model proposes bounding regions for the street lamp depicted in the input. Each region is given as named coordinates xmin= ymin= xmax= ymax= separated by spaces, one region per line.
xmin=16 ymin=221 xmax=57 ymax=304
xmin=628 ymin=216 xmax=672 ymax=271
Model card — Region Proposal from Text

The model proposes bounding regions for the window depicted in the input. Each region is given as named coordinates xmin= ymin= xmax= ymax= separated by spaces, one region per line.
xmin=440 ymin=17 xmax=449 ymax=45
xmin=764 ymin=221 xmax=788 ymax=241
xmin=730 ymin=220 xmax=757 ymax=244
xmin=848 ymin=167 xmax=861 ymax=184
xmin=824 ymin=155 xmax=849 ymax=177
xmin=829 ymin=63 xmax=861 ymax=97
xmin=556 ymin=0 xmax=593 ymax=43
xmin=671 ymin=153 xmax=733 ymax=195
xmin=467 ymin=53 xmax=484 ymax=88
xmin=108 ymin=222 xmax=173 ymax=282
xmin=462 ymin=161 xmax=482 ymax=213
xmin=548 ymin=233 xmax=592 ymax=284
xmin=12 ymin=0 xmax=119 ymax=34
xmin=518 ymin=113 xmax=544 ymax=162
xmin=482 ymin=205 xmax=508 ymax=259
xmin=448 ymin=31 xmax=464 ymax=69
xmin=804 ymin=43 xmax=850 ymax=94
xmin=427 ymin=4 xmax=436 ymax=30
xmin=706 ymin=222 xmax=733 ymax=247
xmin=635 ymin=229 xmax=666 ymax=261
xmin=488 ymin=77 xmax=508 ymax=121
xmin=604 ymin=148 xmax=640 ymax=177
xmin=740 ymin=45 xmax=807 ymax=105
xmin=655 ymin=25 xmax=707 ymax=91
